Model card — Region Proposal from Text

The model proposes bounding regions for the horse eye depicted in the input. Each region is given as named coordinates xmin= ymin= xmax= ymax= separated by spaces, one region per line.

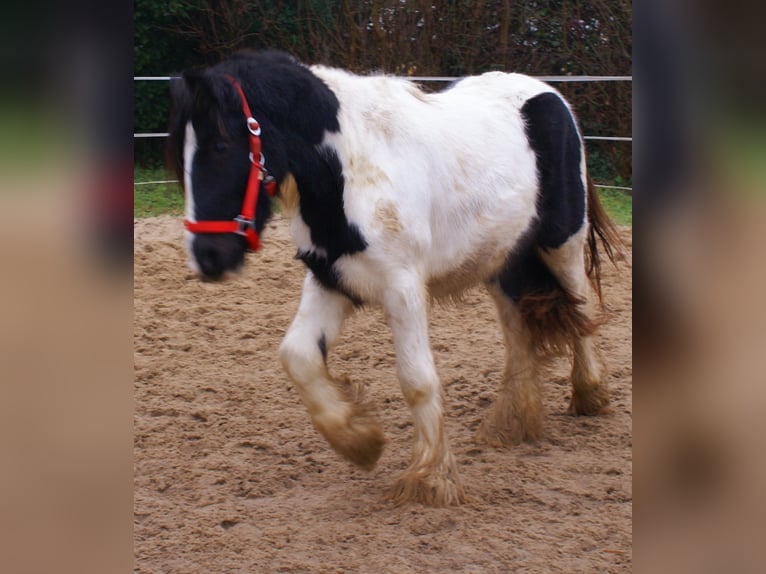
xmin=214 ymin=142 xmax=229 ymax=153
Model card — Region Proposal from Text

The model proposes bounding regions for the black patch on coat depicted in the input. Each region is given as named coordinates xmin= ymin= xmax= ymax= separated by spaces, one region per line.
xmin=494 ymin=92 xmax=586 ymax=303
xmin=318 ymin=333 xmax=328 ymax=363
xmin=520 ymin=92 xmax=586 ymax=249
xmin=492 ymin=231 xmax=558 ymax=302
xmin=292 ymin=146 xmax=367 ymax=304
xmin=297 ymin=250 xmax=364 ymax=306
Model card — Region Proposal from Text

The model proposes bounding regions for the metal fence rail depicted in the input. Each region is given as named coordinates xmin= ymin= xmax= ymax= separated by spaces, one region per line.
xmin=134 ymin=74 xmax=632 ymax=192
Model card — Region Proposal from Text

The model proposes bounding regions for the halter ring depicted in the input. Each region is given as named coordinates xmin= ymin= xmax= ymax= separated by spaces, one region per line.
xmin=247 ymin=117 xmax=261 ymax=136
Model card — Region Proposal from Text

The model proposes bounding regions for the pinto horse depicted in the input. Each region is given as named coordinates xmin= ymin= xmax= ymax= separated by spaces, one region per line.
xmin=167 ymin=49 xmax=620 ymax=506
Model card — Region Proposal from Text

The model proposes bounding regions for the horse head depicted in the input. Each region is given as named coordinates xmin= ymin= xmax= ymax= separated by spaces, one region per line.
xmin=167 ymin=50 xmax=339 ymax=280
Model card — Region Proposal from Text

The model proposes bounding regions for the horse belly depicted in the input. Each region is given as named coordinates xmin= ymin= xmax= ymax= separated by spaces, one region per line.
xmin=426 ymin=235 xmax=520 ymax=299
xmin=425 ymin=181 xmax=538 ymax=299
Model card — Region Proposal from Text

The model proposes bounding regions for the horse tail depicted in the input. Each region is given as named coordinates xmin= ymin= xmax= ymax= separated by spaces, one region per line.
xmin=585 ymin=174 xmax=624 ymax=301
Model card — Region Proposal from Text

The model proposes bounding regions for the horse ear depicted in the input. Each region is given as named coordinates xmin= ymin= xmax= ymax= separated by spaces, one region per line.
xmin=181 ymin=68 xmax=205 ymax=91
xmin=169 ymin=74 xmax=191 ymax=108
xmin=182 ymin=69 xmax=213 ymax=104
xmin=166 ymin=74 xmax=196 ymax=185
xmin=182 ymin=68 xmax=239 ymax=112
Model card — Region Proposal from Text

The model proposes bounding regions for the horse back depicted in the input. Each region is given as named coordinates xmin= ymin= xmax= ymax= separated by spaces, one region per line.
xmin=317 ymin=70 xmax=587 ymax=299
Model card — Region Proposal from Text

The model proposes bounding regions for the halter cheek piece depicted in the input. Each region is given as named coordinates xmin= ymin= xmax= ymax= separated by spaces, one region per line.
xmin=184 ymin=75 xmax=277 ymax=251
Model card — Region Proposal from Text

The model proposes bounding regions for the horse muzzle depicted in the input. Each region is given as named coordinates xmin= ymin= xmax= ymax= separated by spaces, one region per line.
xmin=188 ymin=233 xmax=248 ymax=281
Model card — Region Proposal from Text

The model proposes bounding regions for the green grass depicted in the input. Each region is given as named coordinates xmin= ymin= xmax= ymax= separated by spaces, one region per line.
xmin=133 ymin=167 xmax=184 ymax=217
xmin=596 ymin=186 xmax=632 ymax=226
xmin=133 ymin=166 xmax=633 ymax=226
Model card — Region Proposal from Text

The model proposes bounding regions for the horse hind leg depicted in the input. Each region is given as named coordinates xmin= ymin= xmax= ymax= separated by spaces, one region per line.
xmin=518 ymin=91 xmax=612 ymax=417
xmin=477 ymin=281 xmax=546 ymax=446
xmin=479 ymin=239 xmax=576 ymax=446
xmin=537 ymin=226 xmax=611 ymax=416
xmin=478 ymin=228 xmax=609 ymax=446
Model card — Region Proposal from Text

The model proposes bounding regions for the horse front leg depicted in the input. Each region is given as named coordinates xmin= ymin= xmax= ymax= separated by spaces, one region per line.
xmin=383 ymin=275 xmax=465 ymax=506
xmin=279 ymin=273 xmax=385 ymax=470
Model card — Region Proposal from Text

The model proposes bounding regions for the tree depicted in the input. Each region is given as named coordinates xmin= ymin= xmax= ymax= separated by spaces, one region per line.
xmin=134 ymin=0 xmax=632 ymax=184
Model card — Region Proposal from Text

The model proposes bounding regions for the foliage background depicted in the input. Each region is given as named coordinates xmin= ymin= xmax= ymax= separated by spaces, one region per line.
xmin=134 ymin=0 xmax=632 ymax=186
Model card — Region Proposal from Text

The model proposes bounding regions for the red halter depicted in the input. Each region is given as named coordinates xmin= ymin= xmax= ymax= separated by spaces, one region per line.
xmin=184 ymin=75 xmax=276 ymax=251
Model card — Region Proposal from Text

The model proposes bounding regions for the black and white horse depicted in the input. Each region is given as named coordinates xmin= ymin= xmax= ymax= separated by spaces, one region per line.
xmin=168 ymin=49 xmax=620 ymax=506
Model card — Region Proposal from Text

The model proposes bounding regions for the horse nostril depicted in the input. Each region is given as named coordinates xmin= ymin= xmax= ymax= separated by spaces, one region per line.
xmin=200 ymin=261 xmax=223 ymax=280
xmin=200 ymin=263 xmax=223 ymax=280
xmin=195 ymin=244 xmax=224 ymax=280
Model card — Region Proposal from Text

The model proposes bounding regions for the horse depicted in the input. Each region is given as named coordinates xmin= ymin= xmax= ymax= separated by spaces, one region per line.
xmin=167 ymin=49 xmax=621 ymax=507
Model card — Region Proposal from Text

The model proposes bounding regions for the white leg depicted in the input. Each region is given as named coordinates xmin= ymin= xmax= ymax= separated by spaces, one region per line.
xmin=537 ymin=229 xmax=610 ymax=415
xmin=569 ymin=333 xmax=610 ymax=415
xmin=279 ymin=273 xmax=385 ymax=469
xmin=383 ymin=274 xmax=465 ymax=506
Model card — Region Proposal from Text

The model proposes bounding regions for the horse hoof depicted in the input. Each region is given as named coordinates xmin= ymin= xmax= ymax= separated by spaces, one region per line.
xmin=320 ymin=407 xmax=386 ymax=471
xmin=387 ymin=473 xmax=466 ymax=507
xmin=476 ymin=413 xmax=543 ymax=447
xmin=567 ymin=386 xmax=611 ymax=416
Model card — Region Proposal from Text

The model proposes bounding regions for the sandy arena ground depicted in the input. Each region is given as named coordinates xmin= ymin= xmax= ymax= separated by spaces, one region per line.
xmin=134 ymin=214 xmax=632 ymax=573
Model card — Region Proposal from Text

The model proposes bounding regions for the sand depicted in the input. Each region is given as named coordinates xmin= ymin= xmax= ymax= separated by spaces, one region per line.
xmin=134 ymin=214 xmax=632 ymax=573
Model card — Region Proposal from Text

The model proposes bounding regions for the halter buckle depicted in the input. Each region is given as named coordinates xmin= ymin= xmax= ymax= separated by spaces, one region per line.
xmin=234 ymin=215 xmax=256 ymax=234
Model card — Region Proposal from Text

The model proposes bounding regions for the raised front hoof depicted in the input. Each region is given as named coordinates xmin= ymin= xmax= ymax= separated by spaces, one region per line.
xmin=475 ymin=416 xmax=543 ymax=447
xmin=387 ymin=473 xmax=466 ymax=507
xmin=320 ymin=411 xmax=386 ymax=471
xmin=567 ymin=386 xmax=611 ymax=416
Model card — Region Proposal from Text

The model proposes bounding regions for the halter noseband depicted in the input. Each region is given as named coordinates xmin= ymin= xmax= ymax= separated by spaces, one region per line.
xmin=184 ymin=75 xmax=276 ymax=251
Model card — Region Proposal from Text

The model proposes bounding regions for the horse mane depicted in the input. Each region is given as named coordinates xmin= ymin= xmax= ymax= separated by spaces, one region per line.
xmin=165 ymin=77 xmax=193 ymax=188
